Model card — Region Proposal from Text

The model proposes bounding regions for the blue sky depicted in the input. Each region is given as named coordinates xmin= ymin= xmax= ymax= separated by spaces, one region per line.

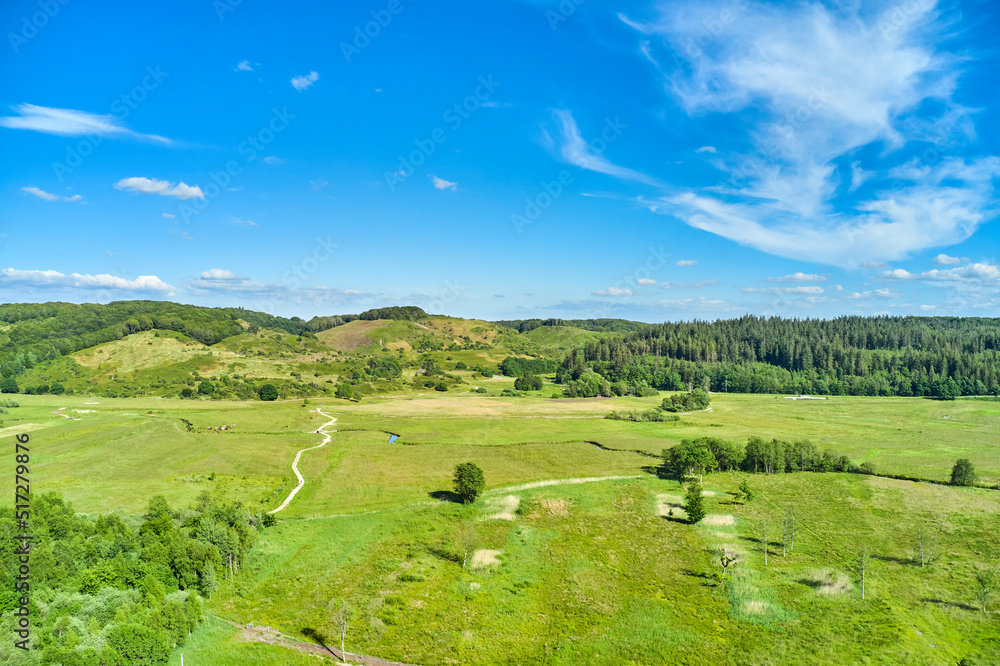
xmin=1 ymin=0 xmax=999 ymax=321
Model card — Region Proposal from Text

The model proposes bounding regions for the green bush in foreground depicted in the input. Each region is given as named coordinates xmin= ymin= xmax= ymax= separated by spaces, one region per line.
xmin=258 ymin=383 xmax=278 ymax=401
xmin=453 ymin=462 xmax=485 ymax=504
xmin=684 ymin=481 xmax=706 ymax=523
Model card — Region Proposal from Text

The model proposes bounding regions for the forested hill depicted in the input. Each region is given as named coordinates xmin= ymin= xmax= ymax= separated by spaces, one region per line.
xmin=0 ymin=301 xmax=310 ymax=373
xmin=559 ymin=315 xmax=1000 ymax=398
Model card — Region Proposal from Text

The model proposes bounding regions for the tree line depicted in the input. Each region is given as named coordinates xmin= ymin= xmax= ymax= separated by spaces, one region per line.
xmin=560 ymin=315 xmax=1000 ymax=397
xmin=0 ymin=491 xmax=271 ymax=665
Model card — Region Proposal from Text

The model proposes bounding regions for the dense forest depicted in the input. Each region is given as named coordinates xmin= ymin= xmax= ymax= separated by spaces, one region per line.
xmin=0 ymin=301 xmax=310 ymax=378
xmin=558 ymin=316 xmax=1000 ymax=397
xmin=306 ymin=306 xmax=429 ymax=333
xmin=495 ymin=317 xmax=647 ymax=334
xmin=0 ymin=492 xmax=268 ymax=665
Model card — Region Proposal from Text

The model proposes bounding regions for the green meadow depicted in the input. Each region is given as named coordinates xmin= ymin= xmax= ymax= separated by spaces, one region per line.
xmin=3 ymin=391 xmax=999 ymax=664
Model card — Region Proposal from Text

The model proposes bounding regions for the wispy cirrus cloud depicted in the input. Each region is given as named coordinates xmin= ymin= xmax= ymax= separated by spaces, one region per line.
xmin=555 ymin=1 xmax=999 ymax=268
xmin=553 ymin=110 xmax=662 ymax=187
xmin=0 ymin=104 xmax=173 ymax=144
xmin=660 ymin=280 xmax=717 ymax=289
xmin=115 ymin=177 xmax=204 ymax=200
xmin=21 ymin=186 xmax=84 ymax=202
xmin=0 ymin=267 xmax=174 ymax=295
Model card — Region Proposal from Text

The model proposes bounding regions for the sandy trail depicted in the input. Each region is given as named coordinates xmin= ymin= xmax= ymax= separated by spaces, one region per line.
xmin=52 ymin=407 xmax=81 ymax=421
xmin=487 ymin=475 xmax=641 ymax=494
xmin=268 ymin=408 xmax=337 ymax=514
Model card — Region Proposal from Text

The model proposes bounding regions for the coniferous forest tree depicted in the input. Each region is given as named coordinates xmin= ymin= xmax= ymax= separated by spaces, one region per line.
xmin=557 ymin=315 xmax=1000 ymax=398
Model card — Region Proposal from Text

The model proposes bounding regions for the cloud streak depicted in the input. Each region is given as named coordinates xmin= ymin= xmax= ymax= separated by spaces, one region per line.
xmin=0 ymin=104 xmax=172 ymax=144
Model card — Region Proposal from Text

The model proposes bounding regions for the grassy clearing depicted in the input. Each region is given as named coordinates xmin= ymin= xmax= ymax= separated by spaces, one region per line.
xmin=5 ymin=391 xmax=1000 ymax=664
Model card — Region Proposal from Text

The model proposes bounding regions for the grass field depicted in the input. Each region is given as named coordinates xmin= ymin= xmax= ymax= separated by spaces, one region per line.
xmin=3 ymin=391 xmax=999 ymax=664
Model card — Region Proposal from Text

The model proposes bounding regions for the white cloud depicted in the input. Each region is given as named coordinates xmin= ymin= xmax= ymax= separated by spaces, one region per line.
xmin=553 ymin=110 xmax=663 ymax=187
xmin=262 ymin=155 xmax=284 ymax=165
xmin=592 ymin=287 xmax=632 ymax=297
xmin=188 ymin=270 xmax=367 ymax=305
xmin=432 ymin=176 xmax=458 ymax=191
xmin=933 ymin=253 xmax=967 ymax=265
xmin=162 ymin=212 xmax=175 ymax=219
xmin=0 ymin=268 xmax=174 ymax=295
xmin=847 ymin=289 xmax=901 ymax=299
xmin=660 ymin=280 xmax=718 ymax=289
xmin=233 ymin=219 xmax=258 ymax=227
xmin=695 ymin=146 xmax=717 ymax=154
xmin=592 ymin=1 xmax=1000 ymax=267
xmin=291 ymin=71 xmax=319 ymax=91
xmin=0 ymin=104 xmax=172 ymax=144
xmin=20 ymin=186 xmax=83 ymax=202
xmin=115 ymin=177 xmax=204 ymax=200
xmin=658 ymin=296 xmax=732 ymax=308
xmin=21 ymin=186 xmax=58 ymax=201
xmin=676 ymin=259 xmax=698 ymax=266
xmin=766 ymin=272 xmax=826 ymax=283
xmin=881 ymin=262 xmax=1000 ymax=283
xmin=236 ymin=60 xmax=254 ymax=71
xmin=200 ymin=268 xmax=242 ymax=280
xmin=743 ymin=286 xmax=825 ymax=295
xmin=636 ymin=278 xmax=657 ymax=285
xmin=310 ymin=179 xmax=329 ymax=190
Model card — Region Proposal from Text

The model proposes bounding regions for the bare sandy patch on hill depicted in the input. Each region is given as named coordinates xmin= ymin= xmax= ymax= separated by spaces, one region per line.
xmin=470 ymin=549 xmax=502 ymax=568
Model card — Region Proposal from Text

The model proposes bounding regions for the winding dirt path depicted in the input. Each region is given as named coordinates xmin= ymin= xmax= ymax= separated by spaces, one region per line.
xmin=268 ymin=408 xmax=337 ymax=515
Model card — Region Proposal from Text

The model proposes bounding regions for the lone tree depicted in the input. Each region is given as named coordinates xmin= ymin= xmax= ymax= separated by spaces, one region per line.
xmin=1 ymin=377 xmax=19 ymax=394
xmin=258 ymin=383 xmax=278 ymax=401
xmin=738 ymin=478 xmax=755 ymax=502
xmin=331 ymin=601 xmax=353 ymax=657
xmin=684 ymin=481 xmax=706 ymax=524
xmin=915 ymin=525 xmax=938 ymax=568
xmin=453 ymin=462 xmax=486 ymax=504
xmin=198 ymin=379 xmax=215 ymax=395
xmin=951 ymin=458 xmax=976 ymax=487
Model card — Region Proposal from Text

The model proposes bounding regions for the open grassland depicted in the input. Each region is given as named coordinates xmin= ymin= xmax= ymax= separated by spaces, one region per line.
xmin=3 ymin=391 xmax=999 ymax=664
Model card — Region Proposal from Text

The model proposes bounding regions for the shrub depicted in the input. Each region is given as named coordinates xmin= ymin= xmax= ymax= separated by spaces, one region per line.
xmin=434 ymin=382 xmax=449 ymax=392
xmin=514 ymin=373 xmax=543 ymax=391
xmin=180 ymin=387 xmax=194 ymax=399
xmin=258 ymin=384 xmax=279 ymax=401
xmin=1 ymin=377 xmax=19 ymax=394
